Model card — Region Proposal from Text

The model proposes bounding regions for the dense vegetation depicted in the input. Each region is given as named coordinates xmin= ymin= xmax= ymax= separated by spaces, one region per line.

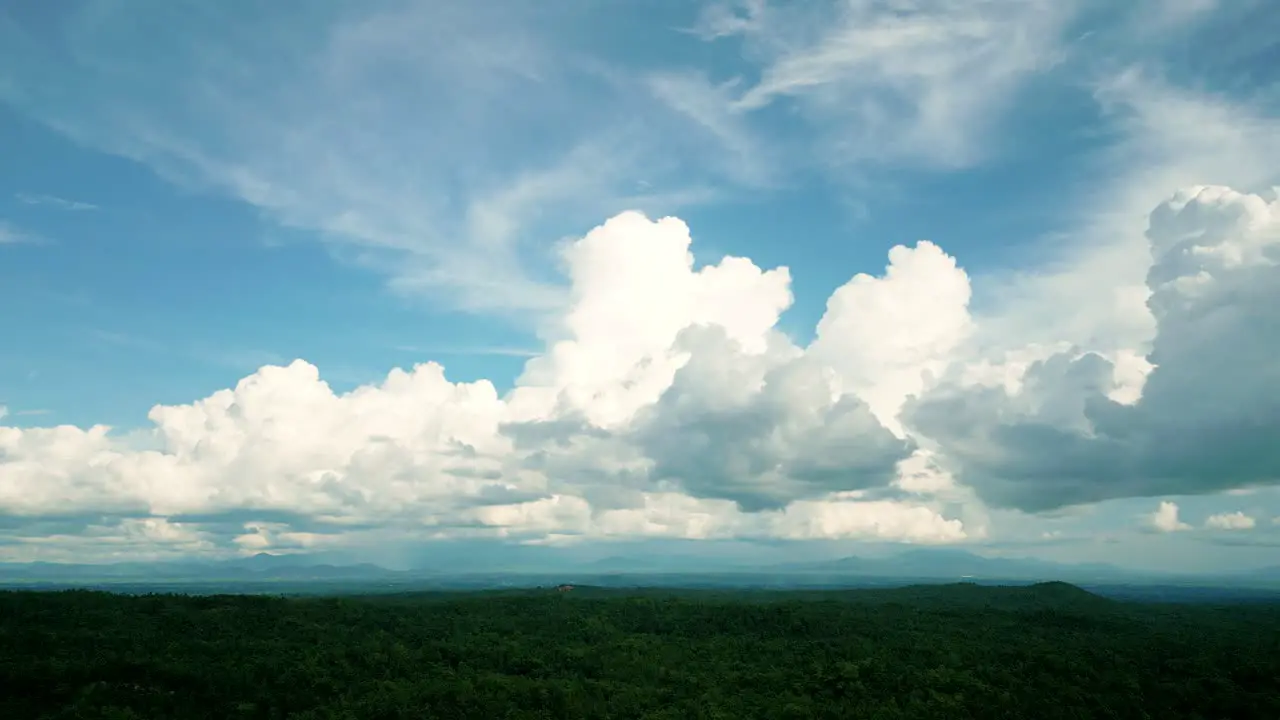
xmin=2 ymin=583 xmax=1278 ymax=719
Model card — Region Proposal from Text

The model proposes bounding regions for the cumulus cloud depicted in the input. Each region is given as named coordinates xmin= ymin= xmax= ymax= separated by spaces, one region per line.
xmin=1148 ymin=501 xmax=1191 ymax=532
xmin=769 ymin=498 xmax=965 ymax=544
xmin=633 ymin=328 xmax=910 ymax=511
xmin=479 ymin=491 xmax=966 ymax=546
xmin=0 ymin=517 xmax=216 ymax=564
xmin=4 ymin=1 xmax=1278 ymax=567
xmin=6 ymin=181 xmax=1280 ymax=560
xmin=1 ymin=210 xmax=967 ymax=558
xmin=233 ymin=522 xmax=349 ymax=553
xmin=807 ymin=241 xmax=973 ymax=434
xmin=968 ymin=69 xmax=1280 ymax=379
xmin=9 ymin=180 xmax=1280 ymax=559
xmin=509 ymin=211 xmax=794 ymax=429
xmin=908 ymin=185 xmax=1280 ymax=512
xmin=0 ymin=361 xmax=517 ymax=522
xmin=1204 ymin=512 xmax=1256 ymax=531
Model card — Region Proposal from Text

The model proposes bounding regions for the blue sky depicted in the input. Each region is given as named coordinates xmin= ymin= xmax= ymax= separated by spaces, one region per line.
xmin=2 ymin=0 xmax=1279 ymax=572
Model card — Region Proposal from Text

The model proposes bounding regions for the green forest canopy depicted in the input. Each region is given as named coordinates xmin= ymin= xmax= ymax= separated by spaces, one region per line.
xmin=2 ymin=582 xmax=1278 ymax=719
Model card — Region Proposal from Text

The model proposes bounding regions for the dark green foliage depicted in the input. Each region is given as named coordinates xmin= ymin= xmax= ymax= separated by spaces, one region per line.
xmin=2 ymin=583 xmax=1278 ymax=719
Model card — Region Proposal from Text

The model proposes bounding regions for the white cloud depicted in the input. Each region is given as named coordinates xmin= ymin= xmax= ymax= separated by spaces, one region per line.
xmin=0 ymin=517 xmax=217 ymax=564
xmin=0 ymin=209 xmax=968 ymax=557
xmin=0 ymin=220 xmax=35 ymax=245
xmin=698 ymin=0 xmax=1077 ymax=169
xmin=3 ymin=1 xmax=1279 ymax=563
xmin=0 ymin=360 xmax=514 ymax=523
xmin=478 ymin=491 xmax=963 ymax=545
xmin=7 ymin=181 xmax=1279 ymax=557
xmin=630 ymin=327 xmax=909 ymax=511
xmin=509 ymin=211 xmax=793 ymax=429
xmin=908 ymin=185 xmax=1280 ymax=512
xmin=693 ymin=0 xmax=768 ymax=40
xmin=769 ymin=498 xmax=965 ymax=543
xmin=896 ymin=65 xmax=1280 ymax=519
xmin=1205 ymin=511 xmax=1256 ymax=531
xmin=1225 ymin=488 xmax=1259 ymax=496
xmin=1148 ymin=501 xmax=1191 ymax=532
xmin=807 ymin=241 xmax=973 ymax=435
xmin=233 ymin=522 xmax=346 ymax=553
xmin=968 ymin=72 xmax=1280 ymax=369
xmin=14 ymin=193 xmax=97 ymax=211
xmin=0 ymin=2 xmax=759 ymax=315
xmin=893 ymin=451 xmax=949 ymax=495
xmin=646 ymin=72 xmax=775 ymax=188
xmin=473 ymin=495 xmax=594 ymax=539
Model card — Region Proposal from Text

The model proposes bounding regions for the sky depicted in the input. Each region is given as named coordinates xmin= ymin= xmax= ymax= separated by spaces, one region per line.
xmin=2 ymin=0 xmax=1279 ymax=573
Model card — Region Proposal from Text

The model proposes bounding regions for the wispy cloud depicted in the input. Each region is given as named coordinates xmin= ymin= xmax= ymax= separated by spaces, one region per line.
xmin=691 ymin=0 xmax=1078 ymax=170
xmin=645 ymin=72 xmax=776 ymax=188
xmin=0 ymin=221 xmax=21 ymax=245
xmin=969 ymin=67 xmax=1280 ymax=360
xmin=0 ymin=406 xmax=44 ymax=423
xmin=3 ymin=1 xmax=1089 ymax=319
xmin=1 ymin=0 xmax=1266 ymax=326
xmin=0 ymin=220 xmax=40 ymax=245
xmin=14 ymin=193 xmax=98 ymax=211
xmin=0 ymin=1 xmax=746 ymax=317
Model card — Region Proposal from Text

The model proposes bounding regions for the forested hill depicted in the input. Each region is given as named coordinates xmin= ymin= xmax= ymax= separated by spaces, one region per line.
xmin=486 ymin=581 xmax=1120 ymax=611
xmin=3 ymin=584 xmax=1278 ymax=719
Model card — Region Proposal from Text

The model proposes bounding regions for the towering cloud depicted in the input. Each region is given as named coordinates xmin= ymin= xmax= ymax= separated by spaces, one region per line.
xmin=3 ymin=185 xmax=1278 ymax=558
xmin=1148 ymin=501 xmax=1190 ymax=533
xmin=1 ymin=209 xmax=965 ymax=556
xmin=907 ymin=186 xmax=1280 ymax=511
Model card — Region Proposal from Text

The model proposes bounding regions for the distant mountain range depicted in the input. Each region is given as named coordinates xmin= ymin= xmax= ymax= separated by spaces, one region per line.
xmin=0 ymin=554 xmax=400 ymax=583
xmin=2 ymin=547 xmax=1278 ymax=590
xmin=762 ymin=548 xmax=1152 ymax=583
